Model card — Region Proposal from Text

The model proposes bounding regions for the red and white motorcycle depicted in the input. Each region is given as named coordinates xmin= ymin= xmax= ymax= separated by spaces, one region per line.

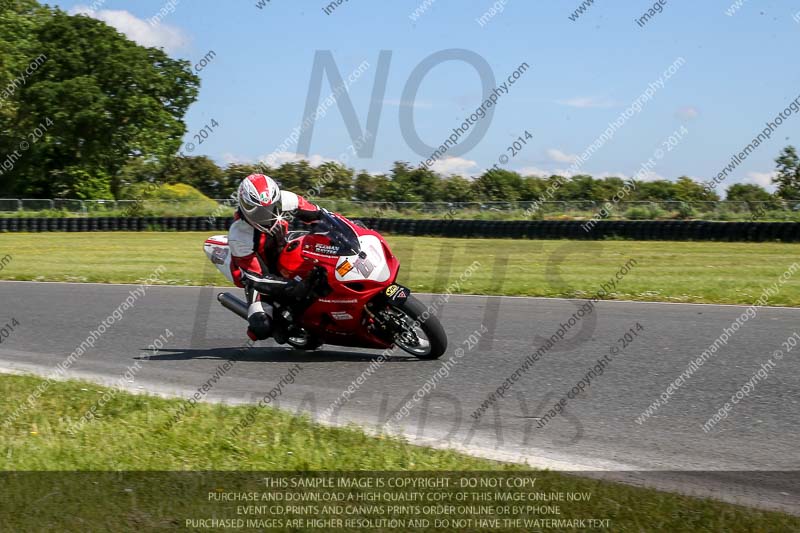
xmin=204 ymin=210 xmax=447 ymax=359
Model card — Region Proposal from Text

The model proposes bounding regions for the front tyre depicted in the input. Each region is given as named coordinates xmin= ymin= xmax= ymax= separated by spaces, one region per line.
xmin=388 ymin=295 xmax=448 ymax=359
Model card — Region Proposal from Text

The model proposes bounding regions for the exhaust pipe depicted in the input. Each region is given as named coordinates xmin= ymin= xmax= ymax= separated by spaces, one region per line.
xmin=217 ymin=292 xmax=248 ymax=320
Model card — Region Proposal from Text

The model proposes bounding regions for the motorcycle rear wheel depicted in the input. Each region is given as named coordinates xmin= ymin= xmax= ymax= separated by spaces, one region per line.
xmin=389 ymin=295 xmax=448 ymax=359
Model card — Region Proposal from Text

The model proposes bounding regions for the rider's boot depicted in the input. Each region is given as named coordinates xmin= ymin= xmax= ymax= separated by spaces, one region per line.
xmin=247 ymin=302 xmax=273 ymax=341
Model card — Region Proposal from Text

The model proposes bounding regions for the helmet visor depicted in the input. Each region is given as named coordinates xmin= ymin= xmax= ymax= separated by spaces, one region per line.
xmin=243 ymin=203 xmax=281 ymax=232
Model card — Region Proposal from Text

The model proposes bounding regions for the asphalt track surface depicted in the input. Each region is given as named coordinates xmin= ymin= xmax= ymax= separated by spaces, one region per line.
xmin=1 ymin=281 xmax=798 ymax=514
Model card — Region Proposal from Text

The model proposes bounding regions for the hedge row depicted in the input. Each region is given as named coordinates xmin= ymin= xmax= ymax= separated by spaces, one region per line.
xmin=0 ymin=217 xmax=799 ymax=242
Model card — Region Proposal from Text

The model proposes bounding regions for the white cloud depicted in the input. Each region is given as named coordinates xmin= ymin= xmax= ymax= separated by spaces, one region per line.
xmin=676 ymin=106 xmax=700 ymax=120
xmin=517 ymin=165 xmax=664 ymax=181
xmin=745 ymin=171 xmax=777 ymax=189
xmin=70 ymin=7 xmax=189 ymax=52
xmin=556 ymin=96 xmax=617 ymax=109
xmin=546 ymin=148 xmax=579 ymax=164
xmin=518 ymin=166 xmax=552 ymax=177
xmin=258 ymin=151 xmax=333 ymax=167
xmin=430 ymin=156 xmax=478 ymax=176
xmin=221 ymin=153 xmax=252 ymax=165
xmin=631 ymin=170 xmax=667 ymax=182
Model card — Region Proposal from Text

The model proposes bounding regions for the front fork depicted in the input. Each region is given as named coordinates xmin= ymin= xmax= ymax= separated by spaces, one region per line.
xmin=363 ymin=283 xmax=412 ymax=341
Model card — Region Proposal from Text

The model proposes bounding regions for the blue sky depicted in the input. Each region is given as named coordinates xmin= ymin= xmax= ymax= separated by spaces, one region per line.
xmin=59 ymin=0 xmax=800 ymax=191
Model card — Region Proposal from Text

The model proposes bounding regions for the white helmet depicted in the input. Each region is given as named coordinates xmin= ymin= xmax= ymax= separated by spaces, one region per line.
xmin=237 ymin=174 xmax=282 ymax=232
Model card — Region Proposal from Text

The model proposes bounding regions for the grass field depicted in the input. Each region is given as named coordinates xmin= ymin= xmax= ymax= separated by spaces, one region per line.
xmin=0 ymin=232 xmax=798 ymax=306
xmin=1 ymin=373 xmax=798 ymax=531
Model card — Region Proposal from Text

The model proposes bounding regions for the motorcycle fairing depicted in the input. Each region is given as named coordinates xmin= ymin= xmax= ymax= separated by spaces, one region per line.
xmin=334 ymin=235 xmax=391 ymax=283
xmin=203 ymin=235 xmax=235 ymax=283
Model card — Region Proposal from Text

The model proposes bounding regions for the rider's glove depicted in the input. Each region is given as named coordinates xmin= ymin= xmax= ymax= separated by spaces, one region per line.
xmin=295 ymin=209 xmax=323 ymax=224
xmin=282 ymin=278 xmax=309 ymax=301
xmin=242 ymin=270 xmax=291 ymax=296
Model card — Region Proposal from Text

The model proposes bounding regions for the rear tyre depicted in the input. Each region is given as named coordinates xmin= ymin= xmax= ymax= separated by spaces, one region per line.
xmin=389 ymin=295 xmax=448 ymax=359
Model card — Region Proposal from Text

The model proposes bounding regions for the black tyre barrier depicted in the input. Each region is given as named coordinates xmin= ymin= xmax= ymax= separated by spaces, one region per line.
xmin=776 ymin=222 xmax=797 ymax=241
xmin=438 ymin=219 xmax=453 ymax=237
xmin=445 ymin=220 xmax=458 ymax=236
xmin=634 ymin=221 xmax=649 ymax=240
xmin=2 ymin=217 xmax=800 ymax=242
xmin=554 ymin=221 xmax=570 ymax=239
xmin=504 ymin=220 xmax=518 ymax=238
xmin=381 ymin=218 xmax=396 ymax=233
xmin=766 ymin=222 xmax=783 ymax=240
xmin=460 ymin=220 xmax=475 ymax=238
xmin=765 ymin=222 xmax=778 ymax=240
xmin=566 ymin=221 xmax=584 ymax=239
xmin=659 ymin=221 xmax=673 ymax=240
xmin=712 ymin=222 xmax=726 ymax=241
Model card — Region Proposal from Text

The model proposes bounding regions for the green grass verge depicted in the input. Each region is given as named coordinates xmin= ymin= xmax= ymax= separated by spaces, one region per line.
xmin=0 ymin=232 xmax=798 ymax=306
xmin=1 ymin=374 xmax=798 ymax=531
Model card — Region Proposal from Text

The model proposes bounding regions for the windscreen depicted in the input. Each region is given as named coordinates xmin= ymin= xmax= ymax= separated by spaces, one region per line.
xmin=309 ymin=210 xmax=361 ymax=256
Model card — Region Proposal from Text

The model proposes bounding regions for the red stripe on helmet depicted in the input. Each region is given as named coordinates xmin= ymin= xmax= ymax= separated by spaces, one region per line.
xmin=248 ymin=174 xmax=268 ymax=190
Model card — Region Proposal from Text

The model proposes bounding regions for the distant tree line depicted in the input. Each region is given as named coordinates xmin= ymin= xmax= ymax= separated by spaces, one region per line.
xmin=115 ymin=149 xmax=800 ymax=205
xmin=3 ymin=2 xmax=800 ymax=206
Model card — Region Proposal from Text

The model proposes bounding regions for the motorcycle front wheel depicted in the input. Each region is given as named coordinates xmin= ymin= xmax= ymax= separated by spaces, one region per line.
xmin=387 ymin=295 xmax=448 ymax=359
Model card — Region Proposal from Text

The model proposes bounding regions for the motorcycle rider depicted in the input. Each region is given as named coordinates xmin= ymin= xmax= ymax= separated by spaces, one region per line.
xmin=229 ymin=174 xmax=321 ymax=341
